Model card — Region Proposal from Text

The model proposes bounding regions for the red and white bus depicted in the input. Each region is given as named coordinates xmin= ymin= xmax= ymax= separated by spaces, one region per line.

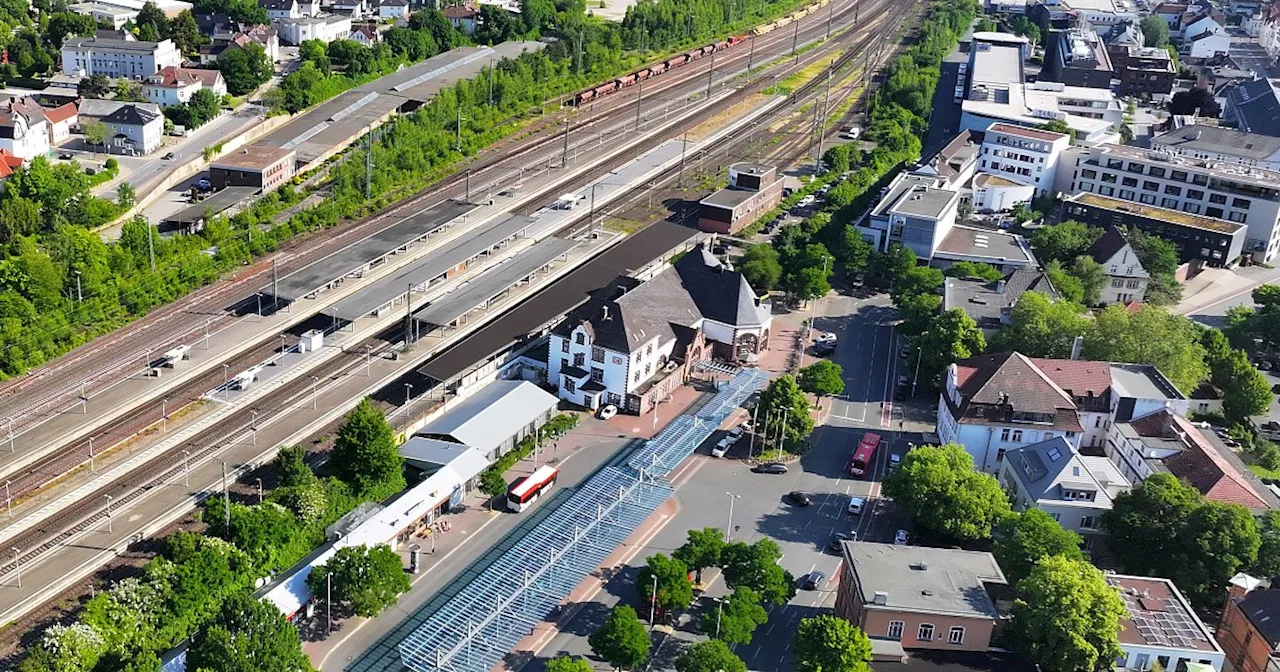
xmin=848 ymin=432 xmax=881 ymax=478
xmin=507 ymin=465 xmax=559 ymax=512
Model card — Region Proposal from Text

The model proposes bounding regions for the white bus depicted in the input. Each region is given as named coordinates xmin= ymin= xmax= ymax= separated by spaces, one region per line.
xmin=506 ymin=465 xmax=559 ymax=512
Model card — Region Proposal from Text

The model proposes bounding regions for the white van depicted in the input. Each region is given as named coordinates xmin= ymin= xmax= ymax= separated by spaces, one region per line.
xmin=848 ymin=497 xmax=865 ymax=515
xmin=841 ymin=126 xmax=862 ymax=140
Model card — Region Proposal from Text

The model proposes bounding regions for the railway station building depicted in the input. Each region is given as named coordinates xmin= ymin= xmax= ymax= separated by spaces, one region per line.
xmin=547 ymin=245 xmax=772 ymax=414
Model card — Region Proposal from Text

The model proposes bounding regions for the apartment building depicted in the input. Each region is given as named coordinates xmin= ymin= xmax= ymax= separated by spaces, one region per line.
xmin=998 ymin=437 xmax=1130 ymax=547
xmin=1219 ymin=579 xmax=1280 ymax=672
xmin=978 ymin=123 xmax=1071 ymax=197
xmin=1056 ymin=143 xmax=1280 ymax=261
xmin=276 ymin=14 xmax=352 ymax=45
xmin=0 ymin=97 xmax=50 ymax=162
xmin=61 ymin=37 xmax=181 ymax=79
xmin=1044 ymin=26 xmax=1115 ymax=89
xmin=547 ymin=246 xmax=771 ymax=414
xmin=1084 ymin=227 xmax=1148 ymax=304
xmin=938 ymin=352 xmax=1189 ymax=472
xmin=1114 ymin=46 xmax=1177 ymax=97
xmin=1112 ymin=574 xmax=1226 ymax=672
xmin=143 ymin=66 xmax=227 ymax=107
xmin=835 ymin=542 xmax=1010 ymax=652
xmin=1152 ymin=125 xmax=1280 ymax=173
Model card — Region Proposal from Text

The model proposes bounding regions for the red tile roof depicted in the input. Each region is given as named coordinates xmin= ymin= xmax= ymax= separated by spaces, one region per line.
xmin=0 ymin=149 xmax=23 ymax=179
xmin=1132 ymin=409 xmax=1270 ymax=508
xmin=44 ymin=101 xmax=77 ymax=124
xmin=952 ymin=353 xmax=1084 ymax=431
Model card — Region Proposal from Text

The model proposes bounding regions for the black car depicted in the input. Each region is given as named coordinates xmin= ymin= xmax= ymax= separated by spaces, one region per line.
xmin=162 ymin=152 xmax=175 ymax=160
xmin=752 ymin=462 xmax=788 ymax=475
xmin=828 ymin=532 xmax=854 ymax=552
xmin=57 ymin=152 xmax=73 ymax=160
xmin=814 ymin=342 xmax=835 ymax=357
xmin=802 ymin=571 xmax=826 ymax=590
xmin=787 ymin=491 xmax=812 ymax=507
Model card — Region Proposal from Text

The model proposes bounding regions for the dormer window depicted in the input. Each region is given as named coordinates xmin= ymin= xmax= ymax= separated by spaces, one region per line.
xmin=575 ymin=332 xmax=586 ymax=345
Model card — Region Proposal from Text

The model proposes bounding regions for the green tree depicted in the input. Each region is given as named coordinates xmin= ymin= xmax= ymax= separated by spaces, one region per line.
xmin=739 ymin=244 xmax=782 ymax=292
xmin=675 ymin=640 xmax=746 ymax=672
xmin=721 ymin=538 xmax=795 ymax=605
xmin=673 ymin=527 xmax=724 ymax=584
xmin=992 ymin=509 xmax=1084 ymax=585
xmin=1030 ymin=220 xmax=1102 ymax=264
xmin=798 ymin=360 xmax=845 ymax=400
xmin=822 ymin=144 xmax=853 ymax=175
xmin=589 ymin=606 xmax=651 ymax=671
xmin=1082 ymin=305 xmax=1209 ymax=394
xmin=307 ymin=544 xmax=410 ymax=618
xmin=1070 ymin=255 xmax=1107 ymax=306
xmin=897 ymin=292 xmax=941 ymax=339
xmin=1010 ymin=556 xmax=1127 ymax=672
xmin=1254 ymin=511 xmax=1280 ymax=578
xmin=275 ymin=445 xmax=314 ymax=488
xmin=187 ymin=592 xmax=314 ymax=672
xmin=77 ymin=73 xmax=111 ymax=99
xmin=218 ymin=44 xmax=272 ymax=96
xmin=910 ymin=309 xmax=985 ymax=390
xmin=703 ymin=587 xmax=768 ymax=645
xmin=756 ymin=375 xmax=814 ymax=451
xmin=1102 ymin=473 xmax=1201 ymax=577
xmin=943 ymin=261 xmax=1004 ymax=282
xmin=1037 ymin=118 xmax=1075 ymax=142
xmin=185 ymin=87 xmax=222 ymax=127
xmin=867 ymin=243 xmax=916 ymax=288
xmin=169 ymin=10 xmax=204 ymax=54
xmin=136 ymin=1 xmax=169 ymax=37
xmin=330 ymin=398 xmax=405 ymax=500
xmin=890 ymin=265 xmax=944 ymax=304
xmin=1140 ymin=14 xmax=1171 ymax=47
xmin=1178 ymin=501 xmax=1261 ymax=606
xmin=785 ymin=265 xmax=831 ymax=302
xmin=1204 ymin=342 xmax=1271 ymax=421
xmin=988 ymin=291 xmax=1090 ymax=358
xmin=637 ymin=553 xmax=694 ymax=613
xmin=834 ymin=226 xmax=873 ymax=276
xmin=116 ymin=182 xmax=135 ymax=208
xmin=1044 ymin=258 xmax=1085 ymax=304
xmin=83 ymin=120 xmax=109 ymax=150
xmin=545 ymin=656 xmax=594 ymax=672
xmin=45 ymin=12 xmax=98 ymax=48
xmin=478 ymin=467 xmax=507 ymax=509
xmin=882 ymin=443 xmax=1010 ymax=542
xmin=792 ymin=615 xmax=872 ymax=672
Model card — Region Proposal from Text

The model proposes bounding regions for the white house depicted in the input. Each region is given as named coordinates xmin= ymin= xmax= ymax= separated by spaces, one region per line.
xmin=44 ymin=102 xmax=78 ymax=145
xmin=547 ymin=246 xmax=772 ymax=414
xmin=102 ymin=104 xmax=163 ymax=155
xmin=442 ymin=4 xmax=477 ymax=33
xmin=0 ymin=97 xmax=50 ymax=162
xmin=277 ymin=14 xmax=353 ymax=44
xmin=377 ymin=0 xmax=408 ymax=20
xmin=998 ymin=437 xmax=1130 ymax=549
xmin=143 ymin=66 xmax=227 ymax=107
xmin=60 ymin=37 xmax=182 ymax=80
xmin=972 ymin=173 xmax=1036 ymax=212
xmin=977 ymin=122 xmax=1071 ymax=198
xmin=1110 ymin=574 xmax=1226 ymax=672
xmin=349 ymin=25 xmax=379 ymax=44
xmin=1188 ymin=30 xmax=1231 ymax=60
xmin=938 ymin=352 xmax=1189 ymax=472
xmin=259 ymin=0 xmax=317 ymax=19
xmin=1084 ymin=227 xmax=1148 ymax=304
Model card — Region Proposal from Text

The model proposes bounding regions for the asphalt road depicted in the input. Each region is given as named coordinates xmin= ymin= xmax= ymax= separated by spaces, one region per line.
xmin=529 ymin=293 xmax=918 ymax=672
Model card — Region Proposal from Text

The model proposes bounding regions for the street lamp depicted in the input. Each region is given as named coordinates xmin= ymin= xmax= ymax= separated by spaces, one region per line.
xmin=255 ymin=478 xmax=263 ymax=504
xmin=648 ymin=573 xmax=659 ymax=627
xmin=161 ymin=397 xmax=169 ymax=433
xmin=725 ymin=492 xmax=741 ymax=542
xmin=404 ymin=383 xmax=413 ymax=406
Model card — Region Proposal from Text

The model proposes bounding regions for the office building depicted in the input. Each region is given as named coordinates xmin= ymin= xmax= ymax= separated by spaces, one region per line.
xmin=210 ymin=145 xmax=297 ymax=191
xmin=1044 ymin=26 xmax=1115 ymax=89
xmin=697 ymin=163 xmax=784 ymax=235
xmin=978 ymin=123 xmax=1071 ymax=197
xmin=61 ymin=37 xmax=182 ymax=80
xmin=1114 ymin=46 xmax=1177 ymax=97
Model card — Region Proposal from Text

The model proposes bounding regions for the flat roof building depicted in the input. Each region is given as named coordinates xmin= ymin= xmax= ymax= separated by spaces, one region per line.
xmin=415 ymin=380 xmax=559 ymax=463
xmin=1061 ymin=192 xmax=1248 ymax=266
xmin=61 ymin=37 xmax=181 ymax=80
xmin=697 ymin=162 xmax=783 ymax=235
xmin=1044 ymin=26 xmax=1115 ymax=89
xmin=210 ymin=144 xmax=296 ymax=192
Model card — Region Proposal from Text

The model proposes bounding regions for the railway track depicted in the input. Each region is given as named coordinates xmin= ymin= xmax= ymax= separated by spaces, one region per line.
xmin=0 ymin=0 xmax=873 ymax=443
xmin=0 ymin=0 xmax=923 ymax=637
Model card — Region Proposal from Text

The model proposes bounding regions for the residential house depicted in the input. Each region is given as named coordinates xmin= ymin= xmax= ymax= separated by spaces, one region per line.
xmin=0 ymin=97 xmax=50 ymax=162
xmin=377 ymin=0 xmax=409 ymax=20
xmin=938 ymin=352 xmax=1189 ymax=471
xmin=1218 ymin=578 xmax=1280 ymax=672
xmin=547 ymin=246 xmax=772 ymax=414
xmin=1084 ymin=227 xmax=1149 ymax=304
xmin=1103 ymin=19 xmax=1145 ymax=60
xmin=834 ymin=542 xmax=1011 ymax=651
xmin=1225 ymin=79 xmax=1280 ymax=138
xmin=102 ymin=104 xmax=163 ymax=155
xmin=977 ymin=122 xmax=1071 ymax=198
xmin=1183 ymin=14 xmax=1226 ymax=43
xmin=1112 ymin=574 xmax=1226 ymax=671
xmin=259 ymin=0 xmax=319 ymax=19
xmin=1114 ymin=46 xmax=1177 ymax=97
xmin=1108 ymin=408 xmax=1277 ymax=509
xmin=277 ymin=14 xmax=353 ymax=44
xmin=44 ymin=102 xmax=78 ymax=145
xmin=697 ymin=163 xmax=784 ymax=235
xmin=76 ymin=99 xmax=162 ymax=126
xmin=349 ymin=24 xmax=379 ymax=43
xmin=1056 ymin=141 xmax=1280 ymax=262
xmin=143 ymin=66 xmax=227 ymax=107
xmin=61 ymin=37 xmax=182 ymax=79
xmin=330 ymin=0 xmax=369 ymax=17
xmin=442 ymin=4 xmax=478 ymax=33
xmin=942 ymin=267 xmax=1062 ymax=338
xmin=1188 ymin=28 xmax=1232 ymax=61
xmin=998 ymin=437 xmax=1130 ymax=549
xmin=1155 ymin=2 xmax=1189 ymax=33
xmin=912 ymin=129 xmax=983 ymax=188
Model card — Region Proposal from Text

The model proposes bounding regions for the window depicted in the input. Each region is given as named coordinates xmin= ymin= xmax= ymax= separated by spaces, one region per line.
xmin=634 ymin=371 xmax=641 ymax=383
xmin=887 ymin=621 xmax=904 ymax=640
xmin=1192 ymin=174 xmax=1208 ymax=185
xmin=1101 ymin=173 xmax=1117 ymax=183
xmin=1126 ymin=161 xmax=1143 ymax=172
xmin=1183 ymin=203 xmax=1201 ymax=214
xmin=1210 ymin=193 xmax=1227 ymax=204
xmin=1171 ymin=170 xmax=1188 ymax=181
xmin=575 ymin=333 xmax=586 ymax=345
xmin=591 ymin=346 xmax=605 ymax=363
xmin=635 ymin=352 xmax=642 ymax=363
xmin=644 ymin=362 xmax=652 ymax=375
xmin=948 ymin=627 xmax=965 ymax=645
xmin=1081 ymin=169 xmax=1098 ymax=179
xmin=1234 ymin=197 xmax=1252 ymax=209
xmin=1161 ymin=197 xmax=1179 ymax=209
xmin=1187 ymin=189 xmax=1204 ymax=200
xmin=590 ymin=367 xmax=604 ymax=382
xmin=560 ymin=340 xmax=570 ymax=353
xmin=1011 ymin=429 xmax=1023 ymax=442
xmin=1119 ymin=189 xmax=1135 ymax=200
xmin=564 ymin=379 xmax=576 ymax=393
xmin=1163 ymin=184 xmax=1181 ymax=195
xmin=560 ymin=358 xmax=570 ymax=372
xmin=1099 ymin=186 xmax=1115 ymax=196
xmin=1112 ymin=278 xmax=1124 ymax=287
xmin=1230 ymin=211 xmax=1247 ymax=223
xmin=646 ymin=343 xmax=653 ymax=357
xmin=1140 ymin=193 xmax=1157 ymax=205
xmin=917 ymin=624 xmax=935 ymax=641
xmin=1081 ymin=515 xmax=1099 ymax=529
xmin=1142 ymin=180 xmax=1159 ymax=191
xmin=573 ymin=353 xmax=585 ymax=367
xmin=1148 ymin=166 xmax=1166 ymax=178
xmin=1127 ymin=279 xmax=1141 ymax=289
xmin=1000 ymin=428 xmax=1011 ymax=441
xmin=1122 ymin=176 xmax=1138 ymax=187
xmin=1206 ymin=207 xmax=1224 ymax=218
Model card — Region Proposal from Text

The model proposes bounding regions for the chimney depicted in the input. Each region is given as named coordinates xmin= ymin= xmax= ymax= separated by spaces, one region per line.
xmin=996 ymin=279 xmax=1007 ymax=293
xmin=602 ymin=305 xmax=611 ymax=321
xmin=1070 ymin=335 xmax=1085 ymax=360
xmin=873 ymin=591 xmax=888 ymax=605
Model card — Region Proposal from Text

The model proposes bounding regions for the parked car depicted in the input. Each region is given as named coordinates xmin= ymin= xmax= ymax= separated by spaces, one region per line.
xmin=848 ymin=496 xmax=865 ymax=515
xmin=752 ymin=462 xmax=788 ymax=474
xmin=816 ymin=332 xmax=838 ymax=344
xmin=802 ymin=571 xmax=826 ymax=590
xmin=196 ymin=178 xmax=212 ymax=191
xmin=828 ymin=532 xmax=855 ymax=552
xmin=890 ymin=453 xmax=902 ymax=469
xmin=815 ymin=341 xmax=836 ymax=357
xmin=597 ymin=404 xmax=618 ymax=420
xmin=162 ymin=152 xmax=175 ymax=160
xmin=788 ymin=491 xmax=813 ymax=507
xmin=57 ymin=152 xmax=73 ymax=160
xmin=711 ymin=434 xmax=737 ymax=458
xmin=840 ymin=125 xmax=861 ymax=140
xmin=894 ymin=529 xmax=910 ymax=545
